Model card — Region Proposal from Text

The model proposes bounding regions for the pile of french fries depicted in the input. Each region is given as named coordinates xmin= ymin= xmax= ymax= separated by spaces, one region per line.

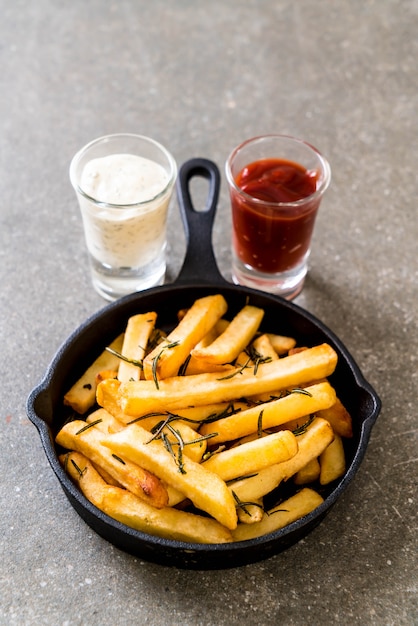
xmin=58 ymin=294 xmax=353 ymax=544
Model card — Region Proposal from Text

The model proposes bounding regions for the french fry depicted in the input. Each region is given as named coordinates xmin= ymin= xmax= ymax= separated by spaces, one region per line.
xmin=228 ymin=417 xmax=334 ymax=502
xmin=317 ymin=397 xmax=353 ymax=438
xmin=199 ymin=381 xmax=337 ymax=445
xmin=319 ymin=434 xmax=346 ymax=485
xmin=101 ymin=423 xmax=238 ymax=530
xmin=266 ymin=333 xmax=297 ymax=355
xmin=202 ymin=429 xmax=298 ymax=481
xmin=142 ymin=294 xmax=228 ymax=381
xmin=116 ymin=344 xmax=338 ymax=417
xmin=63 ymin=334 xmax=124 ymax=414
xmin=61 ymin=452 xmax=232 ymax=544
xmin=237 ymin=499 xmax=264 ymax=524
xmin=232 ymin=488 xmax=324 ymax=541
xmin=117 ymin=312 xmax=157 ymax=382
xmin=252 ymin=333 xmax=280 ymax=362
xmin=55 ymin=420 xmax=169 ymax=508
xmin=183 ymin=359 xmax=235 ymax=376
xmin=293 ymin=457 xmax=321 ymax=485
xmin=191 ymin=305 xmax=264 ymax=364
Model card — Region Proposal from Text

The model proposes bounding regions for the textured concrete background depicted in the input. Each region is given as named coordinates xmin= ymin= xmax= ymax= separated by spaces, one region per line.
xmin=1 ymin=1 xmax=417 ymax=624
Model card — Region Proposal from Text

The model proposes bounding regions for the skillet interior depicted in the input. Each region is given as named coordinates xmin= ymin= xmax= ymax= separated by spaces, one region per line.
xmin=26 ymin=159 xmax=381 ymax=569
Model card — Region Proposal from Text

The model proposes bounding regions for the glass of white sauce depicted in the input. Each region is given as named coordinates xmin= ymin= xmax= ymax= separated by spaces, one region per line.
xmin=70 ymin=133 xmax=177 ymax=300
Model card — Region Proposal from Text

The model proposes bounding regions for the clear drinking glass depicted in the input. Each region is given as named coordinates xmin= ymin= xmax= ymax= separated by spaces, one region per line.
xmin=225 ymin=135 xmax=331 ymax=299
xmin=70 ymin=133 xmax=177 ymax=300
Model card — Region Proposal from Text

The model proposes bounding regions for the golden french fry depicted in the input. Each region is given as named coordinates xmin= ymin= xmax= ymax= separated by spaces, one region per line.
xmin=55 ymin=420 xmax=168 ymax=508
xmin=229 ymin=417 xmax=334 ymax=503
xmin=232 ymin=488 xmax=324 ymax=541
xmin=202 ymin=429 xmax=298 ymax=481
xmin=317 ymin=397 xmax=353 ymax=438
xmin=252 ymin=333 xmax=280 ymax=362
xmin=61 ymin=452 xmax=232 ymax=544
xmin=319 ymin=434 xmax=346 ymax=485
xmin=293 ymin=457 xmax=321 ymax=485
xmin=117 ymin=312 xmax=157 ymax=382
xmin=101 ymin=423 xmax=238 ymax=530
xmin=191 ymin=305 xmax=264 ymax=364
xmin=200 ymin=381 xmax=337 ymax=445
xmin=266 ymin=333 xmax=297 ymax=355
xmin=63 ymin=334 xmax=124 ymax=414
xmin=142 ymin=294 xmax=228 ymax=381
xmin=116 ymin=344 xmax=338 ymax=417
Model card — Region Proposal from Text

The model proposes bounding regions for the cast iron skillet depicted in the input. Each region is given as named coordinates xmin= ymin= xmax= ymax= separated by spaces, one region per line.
xmin=27 ymin=158 xmax=381 ymax=570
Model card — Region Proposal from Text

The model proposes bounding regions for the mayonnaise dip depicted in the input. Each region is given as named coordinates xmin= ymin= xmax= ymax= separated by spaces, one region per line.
xmin=79 ymin=153 xmax=172 ymax=268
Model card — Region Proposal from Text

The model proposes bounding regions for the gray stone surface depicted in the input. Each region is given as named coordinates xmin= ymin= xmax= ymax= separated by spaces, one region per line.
xmin=1 ymin=1 xmax=417 ymax=624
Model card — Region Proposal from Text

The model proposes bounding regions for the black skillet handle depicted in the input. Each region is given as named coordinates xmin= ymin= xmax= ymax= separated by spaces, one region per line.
xmin=175 ymin=158 xmax=228 ymax=286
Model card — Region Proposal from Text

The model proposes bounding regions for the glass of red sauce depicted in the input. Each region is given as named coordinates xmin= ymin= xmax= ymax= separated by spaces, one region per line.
xmin=225 ymin=135 xmax=331 ymax=299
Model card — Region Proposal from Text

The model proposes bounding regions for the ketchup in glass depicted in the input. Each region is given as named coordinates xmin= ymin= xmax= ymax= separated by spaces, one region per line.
xmin=230 ymin=158 xmax=320 ymax=273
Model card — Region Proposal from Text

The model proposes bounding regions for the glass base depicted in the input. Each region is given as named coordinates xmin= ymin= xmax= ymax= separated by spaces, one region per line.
xmin=89 ymin=254 xmax=166 ymax=301
xmin=232 ymin=254 xmax=308 ymax=300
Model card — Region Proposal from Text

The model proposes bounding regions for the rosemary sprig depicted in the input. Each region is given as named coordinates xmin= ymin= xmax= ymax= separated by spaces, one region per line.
xmin=151 ymin=341 xmax=180 ymax=389
xmin=246 ymin=346 xmax=272 ymax=375
xmin=216 ymin=347 xmax=272 ymax=381
xmin=200 ymin=403 xmax=242 ymax=424
xmin=160 ymin=430 xmax=186 ymax=474
xmin=147 ymin=328 xmax=167 ymax=352
xmin=105 ymin=346 xmax=144 ymax=369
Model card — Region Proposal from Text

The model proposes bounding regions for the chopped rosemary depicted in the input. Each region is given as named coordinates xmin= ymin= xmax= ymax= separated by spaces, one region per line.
xmin=231 ymin=490 xmax=264 ymax=517
xmin=112 ymin=454 xmax=126 ymax=465
xmin=177 ymin=354 xmax=191 ymax=377
xmin=292 ymin=415 xmax=315 ymax=436
xmin=226 ymin=472 xmax=259 ymax=484
xmin=75 ymin=419 xmax=103 ymax=435
xmin=70 ymin=458 xmax=87 ymax=478
xmin=266 ymin=507 xmax=289 ymax=516
xmin=217 ymin=357 xmax=252 ymax=380
xmin=257 ymin=409 xmax=264 ymax=438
